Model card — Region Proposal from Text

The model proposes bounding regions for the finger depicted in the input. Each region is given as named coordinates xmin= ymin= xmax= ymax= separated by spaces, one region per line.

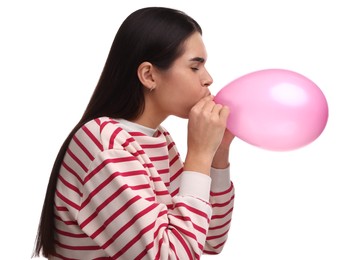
xmin=211 ymin=103 xmax=223 ymax=114
xmin=219 ymin=106 xmax=230 ymax=121
xmin=202 ymin=99 xmax=216 ymax=112
xmin=192 ymin=95 xmax=214 ymax=111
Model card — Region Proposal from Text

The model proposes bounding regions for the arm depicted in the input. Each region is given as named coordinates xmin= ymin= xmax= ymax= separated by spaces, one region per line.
xmin=77 ymin=149 xmax=213 ymax=259
xmin=205 ymin=130 xmax=235 ymax=254
xmin=204 ymin=166 xmax=235 ymax=254
xmin=183 ymin=96 xmax=236 ymax=254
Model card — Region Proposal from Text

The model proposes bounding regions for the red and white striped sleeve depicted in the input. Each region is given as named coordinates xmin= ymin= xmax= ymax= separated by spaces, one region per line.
xmin=204 ymin=167 xmax=235 ymax=254
xmin=77 ymin=148 xmax=214 ymax=259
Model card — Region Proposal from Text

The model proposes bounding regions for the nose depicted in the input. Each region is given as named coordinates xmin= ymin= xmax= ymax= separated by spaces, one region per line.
xmin=203 ymin=69 xmax=213 ymax=87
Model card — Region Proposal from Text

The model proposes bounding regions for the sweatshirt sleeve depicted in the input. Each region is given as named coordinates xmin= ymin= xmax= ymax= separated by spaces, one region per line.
xmin=77 ymin=149 xmax=213 ymax=260
xmin=204 ymin=166 xmax=235 ymax=254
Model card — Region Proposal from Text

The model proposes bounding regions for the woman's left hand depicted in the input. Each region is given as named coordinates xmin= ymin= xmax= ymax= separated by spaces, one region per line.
xmin=219 ymin=129 xmax=235 ymax=150
xmin=211 ymin=129 xmax=235 ymax=169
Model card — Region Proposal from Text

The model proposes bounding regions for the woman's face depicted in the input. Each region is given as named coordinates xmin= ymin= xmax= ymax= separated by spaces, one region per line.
xmin=152 ymin=32 xmax=213 ymax=119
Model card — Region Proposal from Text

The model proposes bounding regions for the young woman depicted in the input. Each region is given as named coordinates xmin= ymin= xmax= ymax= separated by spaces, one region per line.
xmin=33 ymin=7 xmax=235 ymax=259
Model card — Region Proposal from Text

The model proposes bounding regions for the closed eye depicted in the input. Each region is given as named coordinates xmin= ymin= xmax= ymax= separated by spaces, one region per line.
xmin=189 ymin=57 xmax=205 ymax=72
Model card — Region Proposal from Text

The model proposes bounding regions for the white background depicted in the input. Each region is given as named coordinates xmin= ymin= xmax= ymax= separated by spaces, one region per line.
xmin=1 ymin=0 xmax=356 ymax=259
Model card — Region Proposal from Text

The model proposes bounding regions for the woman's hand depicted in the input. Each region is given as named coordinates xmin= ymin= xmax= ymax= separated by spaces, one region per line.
xmin=184 ymin=95 xmax=230 ymax=175
xmin=212 ymin=129 xmax=235 ymax=169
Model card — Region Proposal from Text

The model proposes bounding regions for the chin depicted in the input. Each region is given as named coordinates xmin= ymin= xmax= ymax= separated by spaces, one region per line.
xmin=176 ymin=114 xmax=189 ymax=120
xmin=172 ymin=104 xmax=194 ymax=119
xmin=174 ymin=110 xmax=190 ymax=119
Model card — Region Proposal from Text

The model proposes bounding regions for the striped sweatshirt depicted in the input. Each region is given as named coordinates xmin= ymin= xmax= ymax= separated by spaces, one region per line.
xmin=52 ymin=117 xmax=235 ymax=260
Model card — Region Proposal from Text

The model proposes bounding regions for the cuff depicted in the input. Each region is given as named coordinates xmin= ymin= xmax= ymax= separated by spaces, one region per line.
xmin=210 ymin=166 xmax=231 ymax=192
xmin=178 ymin=171 xmax=212 ymax=202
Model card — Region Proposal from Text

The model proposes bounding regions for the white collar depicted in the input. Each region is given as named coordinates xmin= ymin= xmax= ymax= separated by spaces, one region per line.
xmin=118 ymin=119 xmax=157 ymax=137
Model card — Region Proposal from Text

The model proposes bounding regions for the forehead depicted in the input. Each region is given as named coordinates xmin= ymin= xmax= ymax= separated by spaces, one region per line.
xmin=180 ymin=32 xmax=207 ymax=60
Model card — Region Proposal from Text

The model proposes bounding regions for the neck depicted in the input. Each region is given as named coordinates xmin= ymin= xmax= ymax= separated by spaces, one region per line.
xmin=132 ymin=115 xmax=166 ymax=129
xmin=132 ymin=92 xmax=168 ymax=128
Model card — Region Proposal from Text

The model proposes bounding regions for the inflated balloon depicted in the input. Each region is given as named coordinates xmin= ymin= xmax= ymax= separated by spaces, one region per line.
xmin=214 ymin=69 xmax=329 ymax=151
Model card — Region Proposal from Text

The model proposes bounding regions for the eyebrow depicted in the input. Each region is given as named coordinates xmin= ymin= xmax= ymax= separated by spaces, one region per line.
xmin=189 ymin=57 xmax=205 ymax=63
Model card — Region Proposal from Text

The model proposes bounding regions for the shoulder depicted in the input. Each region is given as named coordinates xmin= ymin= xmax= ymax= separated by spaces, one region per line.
xmin=82 ymin=117 xmax=120 ymax=133
xmin=157 ymin=125 xmax=172 ymax=140
xmin=77 ymin=117 xmax=132 ymax=151
xmin=157 ymin=125 xmax=179 ymax=153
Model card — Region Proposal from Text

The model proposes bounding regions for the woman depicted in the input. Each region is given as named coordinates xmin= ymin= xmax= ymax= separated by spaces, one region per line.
xmin=33 ymin=7 xmax=235 ymax=259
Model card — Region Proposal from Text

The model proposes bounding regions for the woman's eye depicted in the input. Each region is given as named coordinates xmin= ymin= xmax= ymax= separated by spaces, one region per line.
xmin=191 ymin=67 xmax=199 ymax=71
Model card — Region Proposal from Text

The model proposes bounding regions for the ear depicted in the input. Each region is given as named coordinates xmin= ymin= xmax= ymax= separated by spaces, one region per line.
xmin=137 ymin=61 xmax=156 ymax=91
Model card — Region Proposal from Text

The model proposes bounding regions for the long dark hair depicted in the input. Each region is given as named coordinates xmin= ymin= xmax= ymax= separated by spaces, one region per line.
xmin=33 ymin=7 xmax=202 ymax=258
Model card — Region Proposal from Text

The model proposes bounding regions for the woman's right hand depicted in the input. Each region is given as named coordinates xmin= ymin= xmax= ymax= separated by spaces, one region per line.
xmin=184 ymin=95 xmax=230 ymax=175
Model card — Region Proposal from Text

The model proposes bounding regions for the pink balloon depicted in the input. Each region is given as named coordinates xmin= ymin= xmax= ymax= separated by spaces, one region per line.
xmin=215 ymin=69 xmax=329 ymax=151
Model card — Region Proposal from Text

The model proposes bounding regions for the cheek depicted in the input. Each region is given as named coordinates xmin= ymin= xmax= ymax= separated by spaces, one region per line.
xmin=162 ymin=89 xmax=199 ymax=118
xmin=159 ymin=74 xmax=203 ymax=113
xmin=180 ymin=82 xmax=206 ymax=109
xmin=180 ymin=90 xmax=203 ymax=115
